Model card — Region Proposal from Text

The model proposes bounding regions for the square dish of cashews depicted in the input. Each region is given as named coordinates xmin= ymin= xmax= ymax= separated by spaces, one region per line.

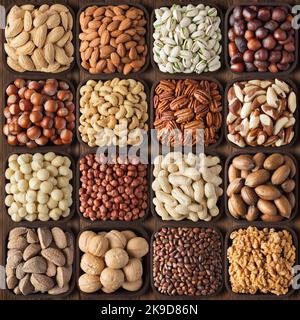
xmin=79 ymin=78 xmax=148 ymax=147
xmin=152 ymin=152 xmax=223 ymax=222
xmin=5 ymin=153 xmax=73 ymax=222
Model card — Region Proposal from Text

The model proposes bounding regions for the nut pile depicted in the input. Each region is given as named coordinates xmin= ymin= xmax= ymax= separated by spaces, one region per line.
xmin=153 ymin=79 xmax=222 ymax=147
xmin=5 ymin=4 xmax=74 ymax=73
xmin=79 ymin=154 xmax=147 ymax=221
xmin=227 ymin=227 xmax=296 ymax=295
xmin=4 ymin=79 xmax=75 ymax=147
xmin=228 ymin=5 xmax=295 ymax=72
xmin=78 ymin=230 xmax=149 ymax=294
xmin=79 ymin=78 xmax=148 ymax=147
xmin=5 ymin=153 xmax=73 ymax=222
xmin=153 ymin=4 xmax=222 ymax=73
xmin=6 ymin=227 xmax=74 ymax=295
xmin=227 ymin=153 xmax=296 ymax=222
xmin=227 ymin=79 xmax=296 ymax=147
xmin=152 ymin=152 xmax=222 ymax=222
xmin=153 ymin=227 xmax=222 ymax=296
xmin=79 ymin=5 xmax=147 ymax=75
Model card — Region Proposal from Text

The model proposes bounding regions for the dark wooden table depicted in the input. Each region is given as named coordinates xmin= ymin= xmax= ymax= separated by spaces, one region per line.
xmin=0 ymin=0 xmax=299 ymax=300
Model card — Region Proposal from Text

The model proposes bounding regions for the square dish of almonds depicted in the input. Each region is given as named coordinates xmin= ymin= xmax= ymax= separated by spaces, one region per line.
xmin=4 ymin=4 xmax=74 ymax=73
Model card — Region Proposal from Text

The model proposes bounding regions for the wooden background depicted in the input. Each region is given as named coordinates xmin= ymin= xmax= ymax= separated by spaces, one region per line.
xmin=0 ymin=0 xmax=300 ymax=301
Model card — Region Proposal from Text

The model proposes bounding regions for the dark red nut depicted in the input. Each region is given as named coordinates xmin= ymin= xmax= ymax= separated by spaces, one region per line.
xmin=35 ymin=135 xmax=48 ymax=146
xmin=247 ymin=38 xmax=261 ymax=51
xmin=257 ymin=8 xmax=271 ymax=21
xmin=19 ymin=99 xmax=32 ymax=112
xmin=6 ymin=84 xmax=18 ymax=95
xmin=280 ymin=21 xmax=292 ymax=31
xmin=264 ymin=20 xmax=279 ymax=32
xmin=43 ymin=79 xmax=58 ymax=96
xmin=18 ymin=87 xmax=26 ymax=99
xmin=243 ymin=7 xmax=257 ymax=21
xmin=235 ymin=37 xmax=247 ymax=53
xmin=231 ymin=53 xmax=243 ymax=64
xmin=229 ymin=14 xmax=235 ymax=27
xmin=254 ymin=48 xmax=269 ymax=61
xmin=268 ymin=63 xmax=278 ymax=73
xmin=272 ymin=8 xmax=287 ymax=22
xmin=244 ymin=62 xmax=257 ymax=72
xmin=228 ymin=28 xmax=236 ymax=42
xmin=233 ymin=20 xmax=246 ymax=37
xmin=247 ymin=19 xmax=262 ymax=31
xmin=29 ymin=111 xmax=43 ymax=124
xmin=233 ymin=6 xmax=243 ymax=20
xmin=277 ymin=63 xmax=290 ymax=71
xmin=228 ymin=42 xmax=238 ymax=57
xmin=27 ymin=126 xmax=41 ymax=140
xmin=269 ymin=51 xmax=282 ymax=63
xmin=274 ymin=28 xmax=287 ymax=41
xmin=230 ymin=63 xmax=245 ymax=72
xmin=255 ymin=27 xmax=268 ymax=39
xmin=40 ymin=116 xmax=54 ymax=129
xmin=254 ymin=60 xmax=269 ymax=71
xmin=280 ymin=51 xmax=291 ymax=64
xmin=284 ymin=42 xmax=295 ymax=52
xmin=244 ymin=30 xmax=254 ymax=41
xmin=7 ymin=135 xmax=18 ymax=145
xmin=9 ymin=104 xmax=20 ymax=115
xmin=262 ymin=35 xmax=277 ymax=50
xmin=44 ymin=100 xmax=58 ymax=113
xmin=57 ymin=90 xmax=70 ymax=101
xmin=59 ymin=81 xmax=70 ymax=90
xmin=14 ymin=78 xmax=25 ymax=89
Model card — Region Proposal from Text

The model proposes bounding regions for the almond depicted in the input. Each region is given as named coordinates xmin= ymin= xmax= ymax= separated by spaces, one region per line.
xmin=107 ymin=20 xmax=120 ymax=32
xmin=119 ymin=18 xmax=132 ymax=31
xmin=100 ymin=45 xmax=115 ymax=58
xmin=100 ymin=30 xmax=110 ymax=46
xmin=93 ymin=7 xmax=105 ymax=17
xmin=18 ymin=55 xmax=35 ymax=71
xmin=244 ymin=169 xmax=270 ymax=188
xmin=123 ymin=63 xmax=133 ymax=75
xmin=33 ymin=12 xmax=48 ymax=28
xmin=90 ymin=48 xmax=99 ymax=67
xmin=274 ymin=195 xmax=292 ymax=218
xmin=41 ymin=248 xmax=66 ymax=266
xmin=129 ymin=47 xmax=137 ymax=60
xmin=46 ymin=13 xmax=61 ymax=29
xmin=4 ymin=44 xmax=19 ymax=61
xmin=96 ymin=60 xmax=107 ymax=73
xmin=257 ymin=199 xmax=278 ymax=216
xmin=255 ymin=185 xmax=281 ymax=201
xmin=130 ymin=58 xmax=145 ymax=69
xmin=44 ymin=43 xmax=55 ymax=64
xmin=17 ymin=41 xmax=35 ymax=56
xmin=32 ymin=48 xmax=48 ymax=69
xmin=126 ymin=8 xmax=139 ymax=19
xmin=117 ymin=43 xmax=126 ymax=58
xmin=51 ymin=227 xmax=67 ymax=249
xmin=116 ymin=33 xmax=131 ymax=44
xmin=31 ymin=274 xmax=55 ymax=292
xmin=55 ymin=46 xmax=70 ymax=65
xmin=22 ymin=256 xmax=47 ymax=274
xmin=5 ymin=18 xmax=23 ymax=38
xmin=263 ymin=153 xmax=284 ymax=170
xmin=50 ymin=4 xmax=69 ymax=12
xmin=24 ymin=11 xmax=33 ymax=32
xmin=64 ymin=41 xmax=74 ymax=57
xmin=33 ymin=24 xmax=47 ymax=48
xmin=111 ymin=52 xmax=121 ymax=68
xmin=60 ymin=12 xmax=69 ymax=30
xmin=10 ymin=32 xmax=30 ymax=48
xmin=46 ymin=26 xmax=65 ymax=43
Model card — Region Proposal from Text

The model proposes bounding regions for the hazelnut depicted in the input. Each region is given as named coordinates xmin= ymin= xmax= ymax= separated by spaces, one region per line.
xmin=30 ymin=93 xmax=43 ymax=106
xmin=29 ymin=111 xmax=43 ymax=124
xmin=122 ymin=258 xmax=142 ymax=282
xmin=45 ymin=100 xmax=58 ymax=113
xmin=126 ymin=237 xmax=149 ymax=258
xmin=54 ymin=117 xmax=66 ymax=130
xmin=35 ymin=136 xmax=48 ymax=146
xmin=40 ymin=117 xmax=54 ymax=129
xmin=100 ymin=268 xmax=124 ymax=292
xmin=6 ymin=84 xmax=18 ymax=95
xmin=17 ymin=114 xmax=31 ymax=129
xmin=80 ymin=253 xmax=105 ymax=275
xmin=9 ymin=104 xmax=20 ymax=115
xmin=14 ymin=78 xmax=25 ymax=88
xmin=17 ymin=132 xmax=29 ymax=144
xmin=27 ymin=126 xmax=41 ymax=140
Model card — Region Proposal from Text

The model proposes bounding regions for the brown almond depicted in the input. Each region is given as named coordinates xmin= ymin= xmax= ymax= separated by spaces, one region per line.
xmin=119 ymin=18 xmax=132 ymax=31
xmin=111 ymin=52 xmax=121 ymax=67
xmin=274 ymin=195 xmax=292 ymax=218
xmin=263 ymin=153 xmax=284 ymax=170
xmin=271 ymin=165 xmax=290 ymax=185
xmin=107 ymin=20 xmax=120 ymax=32
xmin=90 ymin=38 xmax=101 ymax=47
xmin=22 ymin=256 xmax=47 ymax=274
xmin=123 ymin=63 xmax=133 ymax=75
xmin=255 ymin=185 xmax=281 ymax=201
xmin=130 ymin=58 xmax=145 ymax=69
xmin=41 ymin=248 xmax=66 ymax=266
xmin=100 ymin=30 xmax=110 ymax=46
xmin=226 ymin=178 xmax=244 ymax=197
xmin=117 ymin=43 xmax=126 ymax=58
xmin=232 ymin=155 xmax=255 ymax=171
xmin=84 ymin=47 xmax=93 ymax=61
xmin=107 ymin=59 xmax=116 ymax=73
xmin=241 ymin=186 xmax=258 ymax=206
xmin=257 ymin=199 xmax=278 ymax=216
xmin=96 ymin=60 xmax=107 ymax=73
xmin=93 ymin=7 xmax=106 ymax=17
xmin=244 ymin=169 xmax=270 ymax=188
xmin=90 ymin=48 xmax=99 ymax=68
xmin=116 ymin=34 xmax=131 ymax=44
xmin=84 ymin=31 xmax=99 ymax=41
xmin=129 ymin=47 xmax=138 ymax=60
xmin=31 ymin=274 xmax=55 ymax=292
xmin=88 ymin=20 xmax=101 ymax=30
xmin=100 ymin=45 xmax=115 ymax=58
xmin=37 ymin=228 xmax=52 ymax=249
xmin=126 ymin=8 xmax=139 ymax=19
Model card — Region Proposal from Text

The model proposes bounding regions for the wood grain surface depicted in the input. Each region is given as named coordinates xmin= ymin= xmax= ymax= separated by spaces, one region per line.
xmin=0 ymin=0 xmax=300 ymax=301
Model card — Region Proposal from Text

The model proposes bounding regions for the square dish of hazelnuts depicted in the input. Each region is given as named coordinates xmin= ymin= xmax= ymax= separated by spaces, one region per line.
xmin=226 ymin=5 xmax=297 ymax=73
xmin=77 ymin=227 xmax=149 ymax=297
xmin=3 ymin=78 xmax=75 ymax=148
